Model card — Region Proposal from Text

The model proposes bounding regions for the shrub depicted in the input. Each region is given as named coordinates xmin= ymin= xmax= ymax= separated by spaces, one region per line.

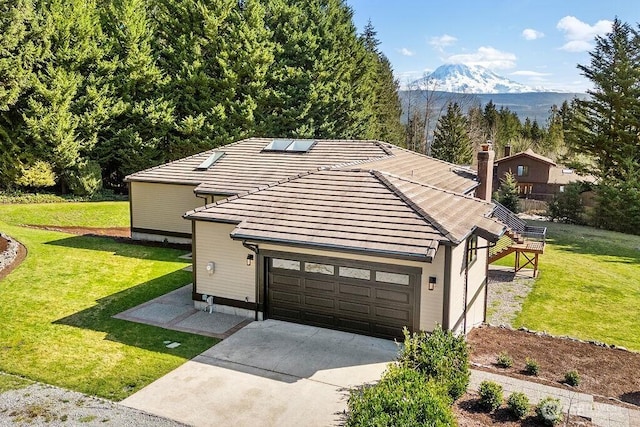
xmin=66 ymin=160 xmax=102 ymax=196
xmin=547 ymin=182 xmax=586 ymax=224
xmin=536 ymin=397 xmax=563 ymax=425
xmin=564 ymin=370 xmax=580 ymax=386
xmin=496 ymin=351 xmax=514 ymax=368
xmin=478 ymin=380 xmax=503 ymax=412
xmin=16 ymin=161 xmax=57 ymax=188
xmin=525 ymin=357 xmax=540 ymax=376
xmin=398 ymin=325 xmax=470 ymax=401
xmin=507 ymin=392 xmax=529 ymax=419
xmin=345 ymin=364 xmax=456 ymax=427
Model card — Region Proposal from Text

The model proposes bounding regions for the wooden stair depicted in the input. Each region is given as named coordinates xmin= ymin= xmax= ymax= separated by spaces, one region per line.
xmin=489 ymin=201 xmax=547 ymax=276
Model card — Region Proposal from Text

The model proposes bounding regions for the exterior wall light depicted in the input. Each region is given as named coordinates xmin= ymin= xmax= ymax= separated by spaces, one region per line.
xmin=428 ymin=276 xmax=436 ymax=291
xmin=206 ymin=261 xmax=215 ymax=275
xmin=246 ymin=254 xmax=254 ymax=266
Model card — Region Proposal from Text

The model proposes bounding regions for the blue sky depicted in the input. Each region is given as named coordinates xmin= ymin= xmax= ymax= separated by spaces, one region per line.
xmin=346 ymin=1 xmax=640 ymax=92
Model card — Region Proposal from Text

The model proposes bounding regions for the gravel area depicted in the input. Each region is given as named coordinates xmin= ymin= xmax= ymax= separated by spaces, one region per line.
xmin=0 ymin=233 xmax=19 ymax=272
xmin=485 ymin=267 xmax=535 ymax=327
xmin=0 ymin=375 xmax=187 ymax=427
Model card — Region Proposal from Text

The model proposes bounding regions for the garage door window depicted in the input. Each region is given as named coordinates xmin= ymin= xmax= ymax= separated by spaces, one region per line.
xmin=339 ymin=266 xmax=371 ymax=280
xmin=304 ymin=262 xmax=334 ymax=275
xmin=272 ymin=258 xmax=300 ymax=270
xmin=375 ymin=271 xmax=410 ymax=285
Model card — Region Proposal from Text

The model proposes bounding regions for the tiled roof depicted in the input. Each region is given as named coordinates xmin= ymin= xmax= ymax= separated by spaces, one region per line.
xmin=184 ymin=169 xmax=504 ymax=260
xmin=548 ymin=166 xmax=597 ymax=185
xmin=495 ymin=148 xmax=556 ymax=166
xmin=124 ymin=138 xmax=479 ymax=195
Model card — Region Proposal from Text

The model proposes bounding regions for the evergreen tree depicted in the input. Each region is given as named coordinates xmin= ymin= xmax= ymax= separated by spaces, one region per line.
xmin=565 ymin=18 xmax=640 ymax=180
xmin=494 ymin=171 xmax=520 ymax=213
xmin=359 ymin=21 xmax=405 ymax=145
xmin=431 ymin=102 xmax=472 ymax=164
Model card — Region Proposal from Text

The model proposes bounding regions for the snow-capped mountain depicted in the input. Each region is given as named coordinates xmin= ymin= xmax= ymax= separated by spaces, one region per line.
xmin=411 ymin=64 xmax=552 ymax=94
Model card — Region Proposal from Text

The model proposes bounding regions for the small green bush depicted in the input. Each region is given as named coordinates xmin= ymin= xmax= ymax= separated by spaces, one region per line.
xmin=507 ymin=392 xmax=529 ymax=419
xmin=398 ymin=325 xmax=470 ymax=401
xmin=525 ymin=357 xmax=540 ymax=376
xmin=536 ymin=397 xmax=563 ymax=425
xmin=496 ymin=351 xmax=514 ymax=368
xmin=66 ymin=160 xmax=103 ymax=196
xmin=478 ymin=380 xmax=503 ymax=412
xmin=16 ymin=161 xmax=57 ymax=188
xmin=345 ymin=364 xmax=456 ymax=427
xmin=564 ymin=370 xmax=580 ymax=386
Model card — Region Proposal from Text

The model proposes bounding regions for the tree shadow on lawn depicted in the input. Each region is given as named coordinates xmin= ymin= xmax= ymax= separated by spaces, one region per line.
xmin=547 ymin=238 xmax=640 ymax=265
xmin=45 ymin=234 xmax=191 ymax=262
xmin=53 ymin=271 xmax=215 ymax=358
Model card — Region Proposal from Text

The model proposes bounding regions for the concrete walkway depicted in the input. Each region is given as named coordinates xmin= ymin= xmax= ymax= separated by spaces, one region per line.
xmin=471 ymin=370 xmax=640 ymax=427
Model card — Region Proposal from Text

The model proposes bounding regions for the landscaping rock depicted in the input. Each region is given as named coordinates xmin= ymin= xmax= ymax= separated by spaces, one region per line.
xmin=0 ymin=233 xmax=19 ymax=273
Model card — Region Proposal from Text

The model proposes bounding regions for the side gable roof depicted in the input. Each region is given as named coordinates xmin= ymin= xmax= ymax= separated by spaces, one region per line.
xmin=184 ymin=169 xmax=505 ymax=261
xmin=495 ymin=148 xmax=556 ymax=166
xmin=124 ymin=137 xmax=479 ymax=195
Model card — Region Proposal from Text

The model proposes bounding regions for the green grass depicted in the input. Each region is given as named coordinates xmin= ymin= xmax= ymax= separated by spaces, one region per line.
xmin=0 ymin=202 xmax=216 ymax=400
xmin=0 ymin=201 xmax=129 ymax=228
xmin=511 ymin=220 xmax=640 ymax=351
xmin=0 ymin=373 xmax=33 ymax=393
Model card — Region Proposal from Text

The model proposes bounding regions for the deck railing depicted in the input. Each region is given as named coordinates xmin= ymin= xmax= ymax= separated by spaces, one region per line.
xmin=523 ymin=225 xmax=547 ymax=242
xmin=492 ymin=200 xmax=526 ymax=234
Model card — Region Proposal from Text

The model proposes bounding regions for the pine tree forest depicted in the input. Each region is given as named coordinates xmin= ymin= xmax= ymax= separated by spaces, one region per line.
xmin=0 ymin=0 xmax=406 ymax=193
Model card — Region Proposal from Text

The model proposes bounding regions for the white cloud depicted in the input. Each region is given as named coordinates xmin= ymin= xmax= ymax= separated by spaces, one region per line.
xmin=429 ymin=34 xmax=457 ymax=51
xmin=397 ymin=48 xmax=415 ymax=57
xmin=446 ymin=46 xmax=516 ymax=69
xmin=557 ymin=16 xmax=613 ymax=52
xmin=511 ymin=70 xmax=551 ymax=77
xmin=522 ymin=28 xmax=544 ymax=40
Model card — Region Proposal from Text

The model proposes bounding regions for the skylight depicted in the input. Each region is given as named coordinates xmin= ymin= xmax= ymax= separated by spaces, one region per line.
xmin=195 ymin=152 xmax=225 ymax=170
xmin=263 ymin=139 xmax=316 ymax=153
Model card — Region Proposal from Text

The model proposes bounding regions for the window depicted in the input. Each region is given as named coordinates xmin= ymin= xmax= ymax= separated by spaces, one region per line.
xmin=516 ymin=165 xmax=529 ymax=177
xmin=375 ymin=271 xmax=410 ymax=285
xmin=518 ymin=184 xmax=532 ymax=195
xmin=466 ymin=235 xmax=478 ymax=266
xmin=304 ymin=262 xmax=334 ymax=275
xmin=559 ymin=185 xmax=565 ymax=193
xmin=262 ymin=139 xmax=315 ymax=153
xmin=271 ymin=258 xmax=300 ymax=270
xmin=195 ymin=152 xmax=225 ymax=170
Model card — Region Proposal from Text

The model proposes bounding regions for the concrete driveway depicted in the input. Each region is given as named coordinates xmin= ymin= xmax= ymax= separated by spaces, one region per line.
xmin=121 ymin=320 xmax=399 ymax=427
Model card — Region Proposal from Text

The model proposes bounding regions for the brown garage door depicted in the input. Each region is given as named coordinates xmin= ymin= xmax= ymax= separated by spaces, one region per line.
xmin=267 ymin=254 xmax=421 ymax=340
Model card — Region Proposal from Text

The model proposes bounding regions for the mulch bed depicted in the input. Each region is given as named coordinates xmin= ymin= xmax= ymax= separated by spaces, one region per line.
xmin=453 ymin=392 xmax=594 ymax=426
xmin=467 ymin=325 xmax=640 ymax=409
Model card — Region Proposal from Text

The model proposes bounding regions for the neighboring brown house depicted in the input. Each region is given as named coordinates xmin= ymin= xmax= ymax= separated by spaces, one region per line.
xmin=126 ymin=138 xmax=505 ymax=339
xmin=494 ymin=148 xmax=594 ymax=200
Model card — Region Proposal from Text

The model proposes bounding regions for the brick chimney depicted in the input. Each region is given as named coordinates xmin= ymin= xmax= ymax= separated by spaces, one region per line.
xmin=476 ymin=142 xmax=495 ymax=202
xmin=504 ymin=145 xmax=511 ymax=158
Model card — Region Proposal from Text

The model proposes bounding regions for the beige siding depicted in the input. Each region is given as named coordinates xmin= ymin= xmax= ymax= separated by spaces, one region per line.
xmin=448 ymin=237 xmax=489 ymax=334
xmin=195 ymin=222 xmax=255 ymax=302
xmin=466 ymin=238 xmax=488 ymax=330
xmin=259 ymin=243 xmax=444 ymax=332
xmin=130 ymin=182 xmax=203 ymax=235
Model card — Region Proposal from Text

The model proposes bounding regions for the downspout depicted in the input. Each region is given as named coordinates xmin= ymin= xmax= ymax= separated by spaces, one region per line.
xmin=242 ymin=241 xmax=260 ymax=321
xmin=463 ymin=239 xmax=469 ymax=335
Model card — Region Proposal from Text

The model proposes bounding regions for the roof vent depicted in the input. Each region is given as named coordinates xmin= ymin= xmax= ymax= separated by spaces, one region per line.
xmin=263 ymin=139 xmax=315 ymax=153
xmin=195 ymin=152 xmax=225 ymax=170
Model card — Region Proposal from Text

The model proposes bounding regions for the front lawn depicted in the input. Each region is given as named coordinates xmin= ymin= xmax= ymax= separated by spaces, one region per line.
xmin=511 ymin=221 xmax=640 ymax=351
xmin=0 ymin=202 xmax=215 ymax=401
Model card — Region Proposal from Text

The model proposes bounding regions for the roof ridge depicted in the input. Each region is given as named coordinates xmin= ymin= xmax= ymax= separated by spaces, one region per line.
xmin=378 ymin=170 xmax=492 ymax=206
xmin=370 ymin=170 xmax=458 ymax=244
xmin=385 ymin=144 xmax=477 ymax=173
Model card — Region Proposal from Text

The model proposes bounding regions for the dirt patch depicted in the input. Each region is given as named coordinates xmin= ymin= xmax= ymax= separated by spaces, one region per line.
xmin=25 ymin=225 xmax=130 ymax=238
xmin=454 ymin=392 xmax=594 ymax=426
xmin=468 ymin=325 xmax=640 ymax=409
